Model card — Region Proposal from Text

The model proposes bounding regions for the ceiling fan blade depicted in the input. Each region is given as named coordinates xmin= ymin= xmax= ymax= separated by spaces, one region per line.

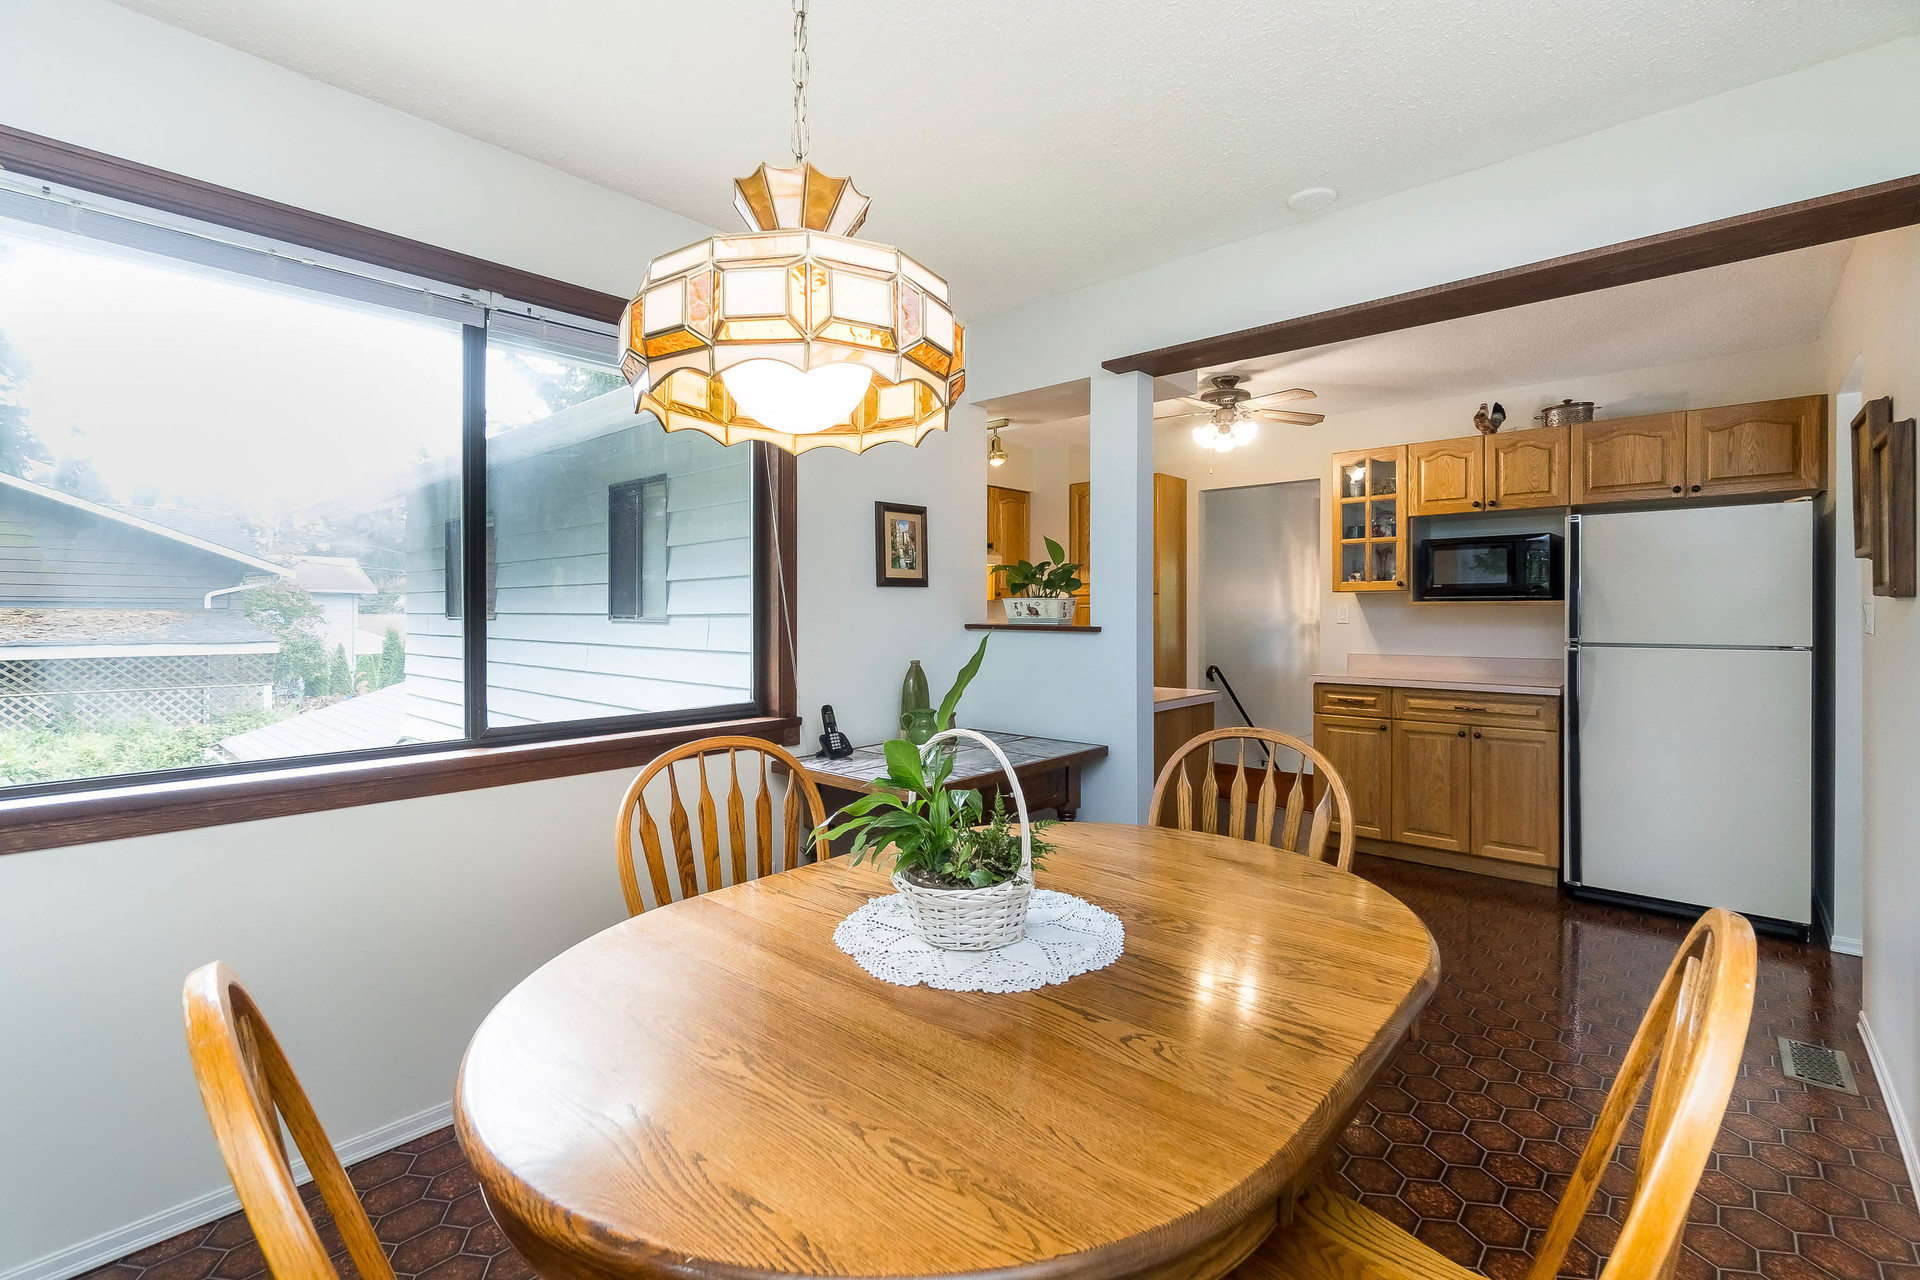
xmin=1154 ymin=410 xmax=1215 ymax=426
xmin=1253 ymin=409 xmax=1326 ymax=425
xmin=1245 ymin=387 xmax=1316 ymax=406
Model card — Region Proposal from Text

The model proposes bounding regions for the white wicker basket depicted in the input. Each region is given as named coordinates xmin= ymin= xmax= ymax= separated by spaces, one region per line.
xmin=890 ymin=728 xmax=1034 ymax=951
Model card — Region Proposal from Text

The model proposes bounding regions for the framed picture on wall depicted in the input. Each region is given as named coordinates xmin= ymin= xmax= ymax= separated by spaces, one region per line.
xmin=875 ymin=501 xmax=929 ymax=588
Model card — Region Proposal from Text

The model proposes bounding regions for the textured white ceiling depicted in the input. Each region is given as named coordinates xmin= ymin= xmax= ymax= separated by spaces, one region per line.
xmin=1207 ymin=240 xmax=1855 ymax=418
xmin=111 ymin=1 xmax=1919 ymax=318
xmin=981 ymin=239 xmax=1854 ymax=428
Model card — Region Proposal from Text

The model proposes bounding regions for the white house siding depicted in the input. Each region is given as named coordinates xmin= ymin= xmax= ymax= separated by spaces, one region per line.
xmin=401 ymin=396 xmax=753 ymax=740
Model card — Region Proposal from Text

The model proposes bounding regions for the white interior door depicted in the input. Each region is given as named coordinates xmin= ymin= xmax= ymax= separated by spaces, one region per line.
xmin=1576 ymin=502 xmax=1813 ymax=646
xmin=1576 ymin=645 xmax=1811 ymax=924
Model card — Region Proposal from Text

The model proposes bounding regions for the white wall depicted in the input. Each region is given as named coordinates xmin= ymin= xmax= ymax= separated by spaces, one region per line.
xmin=0 ymin=0 xmax=712 ymax=296
xmin=1813 ymin=225 xmax=1920 ymax=1180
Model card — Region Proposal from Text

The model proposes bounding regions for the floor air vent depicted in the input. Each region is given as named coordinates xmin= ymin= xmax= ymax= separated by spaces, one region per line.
xmin=1779 ymin=1037 xmax=1859 ymax=1094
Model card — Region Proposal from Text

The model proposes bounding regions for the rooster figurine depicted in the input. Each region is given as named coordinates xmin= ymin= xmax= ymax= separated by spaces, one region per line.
xmin=1473 ymin=402 xmax=1507 ymax=435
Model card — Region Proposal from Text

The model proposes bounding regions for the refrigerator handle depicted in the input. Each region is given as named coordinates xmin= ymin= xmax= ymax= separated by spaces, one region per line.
xmin=1566 ymin=513 xmax=1582 ymax=643
xmin=1565 ymin=644 xmax=1582 ymax=885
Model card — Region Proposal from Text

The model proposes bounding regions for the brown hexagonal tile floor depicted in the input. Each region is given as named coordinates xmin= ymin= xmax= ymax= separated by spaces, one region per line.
xmin=72 ymin=853 xmax=1919 ymax=1280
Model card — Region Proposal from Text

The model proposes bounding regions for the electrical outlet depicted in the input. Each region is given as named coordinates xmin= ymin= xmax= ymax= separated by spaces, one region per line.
xmin=1336 ymin=602 xmax=1351 ymax=625
xmin=1864 ymin=596 xmax=1877 ymax=635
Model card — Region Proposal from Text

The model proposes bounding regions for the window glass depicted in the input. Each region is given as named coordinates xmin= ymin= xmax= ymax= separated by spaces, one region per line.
xmin=0 ymin=212 xmax=465 ymax=787
xmin=482 ymin=333 xmax=754 ymax=728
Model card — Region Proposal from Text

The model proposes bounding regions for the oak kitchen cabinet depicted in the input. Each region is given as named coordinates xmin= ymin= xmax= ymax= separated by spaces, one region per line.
xmin=1572 ymin=396 xmax=1825 ymax=504
xmin=1331 ymin=446 xmax=1406 ymax=592
xmin=1409 ymin=426 xmax=1570 ymax=516
xmin=1313 ymin=681 xmax=1561 ymax=882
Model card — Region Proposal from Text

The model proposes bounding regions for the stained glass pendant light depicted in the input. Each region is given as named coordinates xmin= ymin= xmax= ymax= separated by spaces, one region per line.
xmin=618 ymin=0 xmax=964 ymax=455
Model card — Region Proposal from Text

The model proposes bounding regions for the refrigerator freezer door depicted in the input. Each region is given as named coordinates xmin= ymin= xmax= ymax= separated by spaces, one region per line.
xmin=1575 ymin=502 xmax=1813 ymax=647
xmin=1575 ymin=645 xmax=1811 ymax=924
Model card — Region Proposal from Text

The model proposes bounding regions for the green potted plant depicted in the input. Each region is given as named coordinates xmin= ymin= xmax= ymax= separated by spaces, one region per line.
xmin=813 ymin=637 xmax=1058 ymax=949
xmin=991 ymin=537 xmax=1083 ymax=625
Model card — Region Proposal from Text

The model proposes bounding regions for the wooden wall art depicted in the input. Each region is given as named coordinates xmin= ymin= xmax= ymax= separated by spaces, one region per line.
xmin=1852 ymin=396 xmax=1916 ymax=598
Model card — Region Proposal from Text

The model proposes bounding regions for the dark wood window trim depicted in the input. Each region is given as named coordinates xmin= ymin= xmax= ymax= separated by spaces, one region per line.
xmin=0 ymin=715 xmax=801 ymax=856
xmin=1103 ymin=172 xmax=1920 ymax=377
xmin=0 ymin=129 xmax=802 ymax=854
xmin=0 ymin=124 xmax=627 ymax=323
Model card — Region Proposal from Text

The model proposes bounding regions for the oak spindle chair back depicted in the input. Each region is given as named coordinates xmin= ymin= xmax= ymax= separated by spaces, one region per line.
xmin=1238 ymin=908 xmax=1758 ymax=1280
xmin=615 ymin=736 xmax=830 ymax=915
xmin=1148 ymin=727 xmax=1356 ymax=871
xmin=183 ymin=962 xmax=397 ymax=1280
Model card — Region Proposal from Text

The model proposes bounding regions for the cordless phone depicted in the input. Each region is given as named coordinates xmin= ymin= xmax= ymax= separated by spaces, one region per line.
xmin=817 ymin=704 xmax=854 ymax=759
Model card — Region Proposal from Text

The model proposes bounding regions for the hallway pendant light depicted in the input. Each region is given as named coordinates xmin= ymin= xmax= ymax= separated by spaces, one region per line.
xmin=617 ymin=0 xmax=964 ymax=455
xmin=987 ymin=419 xmax=1008 ymax=467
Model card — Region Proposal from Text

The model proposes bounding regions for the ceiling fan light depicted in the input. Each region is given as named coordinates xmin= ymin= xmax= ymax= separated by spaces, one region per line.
xmin=1229 ymin=417 xmax=1257 ymax=444
xmin=719 ymin=359 xmax=875 ymax=435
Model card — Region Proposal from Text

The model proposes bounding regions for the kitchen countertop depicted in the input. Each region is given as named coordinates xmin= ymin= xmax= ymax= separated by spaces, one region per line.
xmin=1313 ymin=655 xmax=1562 ymax=697
xmin=1312 ymin=672 xmax=1562 ymax=697
xmin=1154 ymin=686 xmax=1223 ymax=712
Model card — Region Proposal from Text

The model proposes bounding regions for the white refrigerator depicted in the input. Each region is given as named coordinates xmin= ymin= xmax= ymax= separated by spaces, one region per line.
xmin=1566 ymin=500 xmax=1814 ymax=931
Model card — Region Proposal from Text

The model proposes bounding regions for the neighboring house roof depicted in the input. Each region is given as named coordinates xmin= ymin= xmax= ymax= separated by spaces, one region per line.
xmin=0 ymin=472 xmax=287 ymax=578
xmin=0 ymin=608 xmax=280 ymax=660
xmin=213 ymin=684 xmax=410 ymax=762
xmin=110 ymin=504 xmax=265 ymax=560
xmin=288 ymin=556 xmax=377 ymax=595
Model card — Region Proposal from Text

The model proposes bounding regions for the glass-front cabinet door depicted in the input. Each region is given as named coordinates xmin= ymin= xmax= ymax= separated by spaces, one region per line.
xmin=1332 ymin=446 xmax=1408 ymax=592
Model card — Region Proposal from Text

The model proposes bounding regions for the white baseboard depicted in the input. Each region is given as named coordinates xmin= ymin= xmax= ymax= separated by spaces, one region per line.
xmin=0 ymin=1101 xmax=453 ymax=1280
xmin=1831 ymin=934 xmax=1864 ymax=956
xmin=1858 ymin=1013 xmax=1919 ymax=1198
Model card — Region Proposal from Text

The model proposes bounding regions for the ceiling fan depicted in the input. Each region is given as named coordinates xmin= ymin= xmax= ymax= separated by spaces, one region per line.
xmin=1159 ymin=374 xmax=1324 ymax=453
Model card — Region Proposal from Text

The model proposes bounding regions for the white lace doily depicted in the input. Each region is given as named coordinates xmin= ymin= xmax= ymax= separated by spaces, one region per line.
xmin=833 ymin=888 xmax=1124 ymax=992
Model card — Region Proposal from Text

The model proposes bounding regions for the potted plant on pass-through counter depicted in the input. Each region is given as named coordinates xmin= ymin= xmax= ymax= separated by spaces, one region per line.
xmin=992 ymin=537 xmax=1082 ymax=625
xmin=813 ymin=636 xmax=1058 ymax=949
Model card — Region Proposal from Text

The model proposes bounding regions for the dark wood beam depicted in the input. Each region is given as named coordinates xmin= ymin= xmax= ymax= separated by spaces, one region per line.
xmin=0 ymin=123 xmax=629 ymax=322
xmin=1103 ymin=172 xmax=1920 ymax=377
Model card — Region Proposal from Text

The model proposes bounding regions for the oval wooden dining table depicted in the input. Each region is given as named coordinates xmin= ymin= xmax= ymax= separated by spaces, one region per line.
xmin=455 ymin=822 xmax=1439 ymax=1280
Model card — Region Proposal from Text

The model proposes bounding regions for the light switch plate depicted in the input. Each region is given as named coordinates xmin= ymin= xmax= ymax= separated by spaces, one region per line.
xmin=1864 ymin=597 xmax=1877 ymax=635
xmin=1336 ymin=602 xmax=1351 ymax=624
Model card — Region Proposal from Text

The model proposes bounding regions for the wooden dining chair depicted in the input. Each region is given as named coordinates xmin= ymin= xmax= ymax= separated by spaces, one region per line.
xmin=1239 ymin=907 xmax=1757 ymax=1280
xmin=615 ymin=735 xmax=831 ymax=915
xmin=183 ymin=962 xmax=397 ymax=1280
xmin=1148 ymin=728 xmax=1357 ymax=872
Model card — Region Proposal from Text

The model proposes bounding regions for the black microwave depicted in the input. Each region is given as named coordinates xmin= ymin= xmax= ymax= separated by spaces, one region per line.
xmin=1413 ymin=532 xmax=1563 ymax=601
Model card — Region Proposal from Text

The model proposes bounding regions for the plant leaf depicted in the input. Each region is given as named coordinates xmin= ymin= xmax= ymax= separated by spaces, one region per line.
xmin=936 ymin=633 xmax=991 ymax=731
xmin=1043 ymin=536 xmax=1067 ymax=564
xmin=882 ymin=738 xmax=924 ymax=786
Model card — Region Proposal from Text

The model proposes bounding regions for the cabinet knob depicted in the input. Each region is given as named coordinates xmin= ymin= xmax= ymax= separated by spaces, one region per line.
xmin=1471 ymin=500 xmax=1482 ymax=508
xmin=1457 ymin=729 xmax=1466 ymax=738
xmin=1473 ymin=731 xmax=1482 ymax=739
xmin=1379 ymin=724 xmax=1388 ymax=732
xmin=1691 ymin=484 xmax=1702 ymax=492
xmin=1671 ymin=485 xmax=1682 ymax=494
xmin=1488 ymin=500 xmax=1498 ymax=507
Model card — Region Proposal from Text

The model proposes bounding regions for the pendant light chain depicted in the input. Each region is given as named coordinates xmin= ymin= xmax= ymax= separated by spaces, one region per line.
xmin=790 ymin=0 xmax=811 ymax=165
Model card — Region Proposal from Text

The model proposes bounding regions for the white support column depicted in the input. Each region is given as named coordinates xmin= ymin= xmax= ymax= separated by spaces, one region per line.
xmin=1086 ymin=369 xmax=1155 ymax=822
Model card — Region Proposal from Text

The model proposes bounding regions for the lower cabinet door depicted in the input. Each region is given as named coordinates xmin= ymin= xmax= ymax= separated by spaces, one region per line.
xmin=1471 ymin=726 xmax=1560 ymax=866
xmin=1312 ymin=713 xmax=1391 ymax=840
xmin=1392 ymin=720 xmax=1472 ymax=852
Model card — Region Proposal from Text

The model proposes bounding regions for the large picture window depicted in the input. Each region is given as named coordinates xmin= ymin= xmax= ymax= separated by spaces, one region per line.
xmin=0 ymin=171 xmax=770 ymax=798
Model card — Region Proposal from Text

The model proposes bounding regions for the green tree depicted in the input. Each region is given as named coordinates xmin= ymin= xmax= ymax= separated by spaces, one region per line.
xmin=0 ymin=331 xmax=51 ymax=479
xmin=330 ymin=645 xmax=351 ymax=698
xmin=51 ymin=455 xmax=113 ymax=503
xmin=504 ymin=349 xmax=624 ymax=416
xmin=379 ymin=627 xmax=405 ymax=688
xmin=244 ymin=583 xmax=328 ymax=695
